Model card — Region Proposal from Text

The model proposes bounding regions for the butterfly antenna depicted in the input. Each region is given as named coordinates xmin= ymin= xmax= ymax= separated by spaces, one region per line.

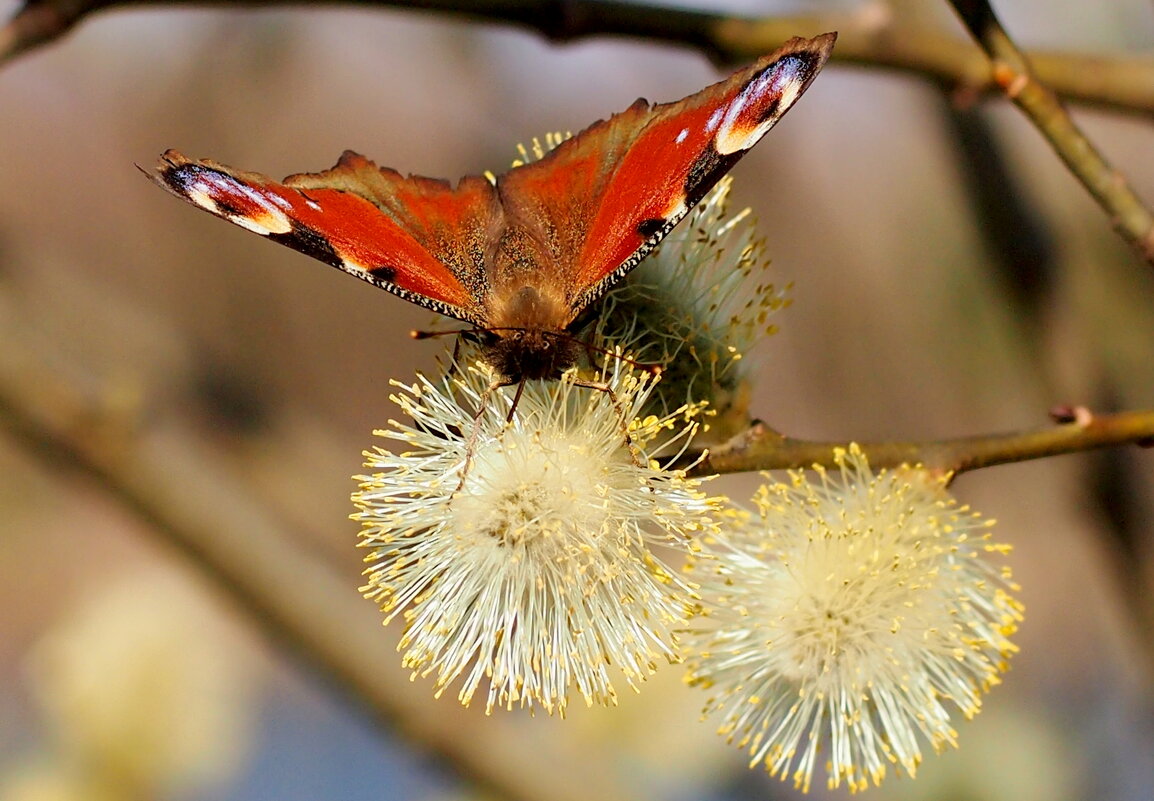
xmin=475 ymin=327 xmax=662 ymax=376
xmin=411 ymin=326 xmax=488 ymax=375
xmin=544 ymin=332 xmax=663 ymax=377
xmin=410 ymin=327 xmax=477 ymax=340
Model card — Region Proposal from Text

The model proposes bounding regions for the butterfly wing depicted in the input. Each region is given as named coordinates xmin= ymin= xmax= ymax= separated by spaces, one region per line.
xmin=151 ymin=33 xmax=833 ymax=334
xmin=497 ymin=33 xmax=836 ymax=317
xmin=150 ymin=150 xmax=502 ymax=326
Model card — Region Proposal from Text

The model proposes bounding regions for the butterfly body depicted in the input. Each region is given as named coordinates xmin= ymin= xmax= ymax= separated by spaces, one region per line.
xmin=151 ymin=34 xmax=835 ymax=382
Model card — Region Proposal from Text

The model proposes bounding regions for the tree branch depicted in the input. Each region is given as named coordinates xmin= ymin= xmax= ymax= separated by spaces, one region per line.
xmin=5 ymin=1 xmax=1154 ymax=117
xmin=0 ymin=295 xmax=650 ymax=801
xmin=948 ymin=0 xmax=1154 ymax=266
xmin=687 ymin=408 xmax=1154 ymax=477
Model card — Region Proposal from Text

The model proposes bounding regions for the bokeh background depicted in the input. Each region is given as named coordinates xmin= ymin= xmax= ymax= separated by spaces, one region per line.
xmin=0 ymin=1 xmax=1152 ymax=800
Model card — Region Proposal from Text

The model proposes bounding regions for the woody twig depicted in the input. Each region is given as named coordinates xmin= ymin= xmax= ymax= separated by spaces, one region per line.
xmin=948 ymin=0 xmax=1154 ymax=266
xmin=688 ymin=408 xmax=1154 ymax=477
xmin=5 ymin=0 xmax=1154 ymax=117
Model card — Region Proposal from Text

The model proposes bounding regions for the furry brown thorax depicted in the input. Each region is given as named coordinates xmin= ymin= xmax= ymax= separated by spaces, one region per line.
xmin=481 ymin=286 xmax=583 ymax=381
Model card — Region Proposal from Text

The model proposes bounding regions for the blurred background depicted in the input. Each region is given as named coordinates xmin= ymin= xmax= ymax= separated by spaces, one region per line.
xmin=0 ymin=1 xmax=1152 ymax=800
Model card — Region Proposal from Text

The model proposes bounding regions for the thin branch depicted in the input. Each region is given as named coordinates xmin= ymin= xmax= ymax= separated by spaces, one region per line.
xmin=0 ymin=296 xmax=650 ymax=801
xmin=687 ymin=409 xmax=1154 ymax=477
xmin=948 ymin=0 xmax=1154 ymax=266
xmin=5 ymin=1 xmax=1154 ymax=117
xmin=683 ymin=407 xmax=1154 ymax=685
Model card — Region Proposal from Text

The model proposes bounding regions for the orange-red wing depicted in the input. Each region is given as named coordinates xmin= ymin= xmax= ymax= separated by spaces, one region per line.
xmin=151 ymin=150 xmax=501 ymax=325
xmin=497 ymin=33 xmax=835 ymax=314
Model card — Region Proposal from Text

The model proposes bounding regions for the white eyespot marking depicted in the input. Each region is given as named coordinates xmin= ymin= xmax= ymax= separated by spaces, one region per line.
xmin=230 ymin=184 xmax=293 ymax=233
xmin=706 ymin=107 xmax=724 ymax=133
xmin=777 ymin=78 xmax=802 ymax=116
xmin=304 ymin=197 xmax=322 ymax=212
xmin=715 ymin=118 xmax=770 ymax=156
xmin=186 ymin=187 xmax=223 ymax=216
xmin=227 ymin=214 xmax=283 ymax=236
xmin=723 ymin=89 xmax=752 ymax=127
xmin=714 ymin=59 xmax=806 ymax=156
xmin=675 ymin=127 xmax=689 ymax=144
xmin=710 ymin=56 xmax=812 ymax=156
xmin=183 ymin=174 xmax=294 ymax=235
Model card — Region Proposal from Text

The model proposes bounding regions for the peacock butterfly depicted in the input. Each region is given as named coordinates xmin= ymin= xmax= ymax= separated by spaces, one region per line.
xmin=149 ymin=33 xmax=835 ymax=384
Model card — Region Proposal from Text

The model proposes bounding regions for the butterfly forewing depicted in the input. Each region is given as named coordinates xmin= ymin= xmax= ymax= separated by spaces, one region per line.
xmin=152 ymin=150 xmax=491 ymax=324
xmin=150 ymin=32 xmax=835 ymax=379
xmin=498 ymin=33 xmax=836 ymax=315
xmin=283 ymin=151 xmax=504 ymax=320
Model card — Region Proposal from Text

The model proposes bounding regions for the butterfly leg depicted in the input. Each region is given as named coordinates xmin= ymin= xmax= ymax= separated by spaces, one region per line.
xmin=505 ymin=378 xmax=527 ymax=424
xmin=455 ymin=376 xmax=516 ymax=494
xmin=450 ymin=335 xmax=463 ymax=370
xmin=570 ymin=378 xmax=644 ymax=468
xmin=448 ymin=328 xmax=484 ymax=375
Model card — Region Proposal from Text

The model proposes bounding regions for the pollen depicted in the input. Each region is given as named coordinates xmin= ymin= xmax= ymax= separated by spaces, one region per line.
xmin=595 ymin=176 xmax=787 ymax=438
xmin=682 ymin=445 xmax=1022 ymax=791
xmin=353 ymin=360 xmax=723 ymax=714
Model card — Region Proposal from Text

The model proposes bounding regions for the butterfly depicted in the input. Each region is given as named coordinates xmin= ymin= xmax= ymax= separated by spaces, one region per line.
xmin=150 ymin=33 xmax=835 ymax=386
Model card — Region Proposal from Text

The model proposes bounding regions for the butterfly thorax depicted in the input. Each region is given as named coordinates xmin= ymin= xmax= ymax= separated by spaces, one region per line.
xmin=482 ymin=328 xmax=582 ymax=382
xmin=482 ymin=285 xmax=581 ymax=381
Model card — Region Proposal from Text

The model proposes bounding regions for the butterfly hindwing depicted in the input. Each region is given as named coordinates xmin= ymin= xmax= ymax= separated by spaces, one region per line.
xmin=151 ymin=150 xmax=497 ymax=325
xmin=497 ymin=33 xmax=836 ymax=314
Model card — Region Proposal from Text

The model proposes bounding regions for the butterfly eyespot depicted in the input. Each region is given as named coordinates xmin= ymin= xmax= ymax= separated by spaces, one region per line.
xmin=203 ymin=196 xmax=246 ymax=219
xmin=755 ymin=97 xmax=782 ymax=125
xmin=714 ymin=54 xmax=814 ymax=156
